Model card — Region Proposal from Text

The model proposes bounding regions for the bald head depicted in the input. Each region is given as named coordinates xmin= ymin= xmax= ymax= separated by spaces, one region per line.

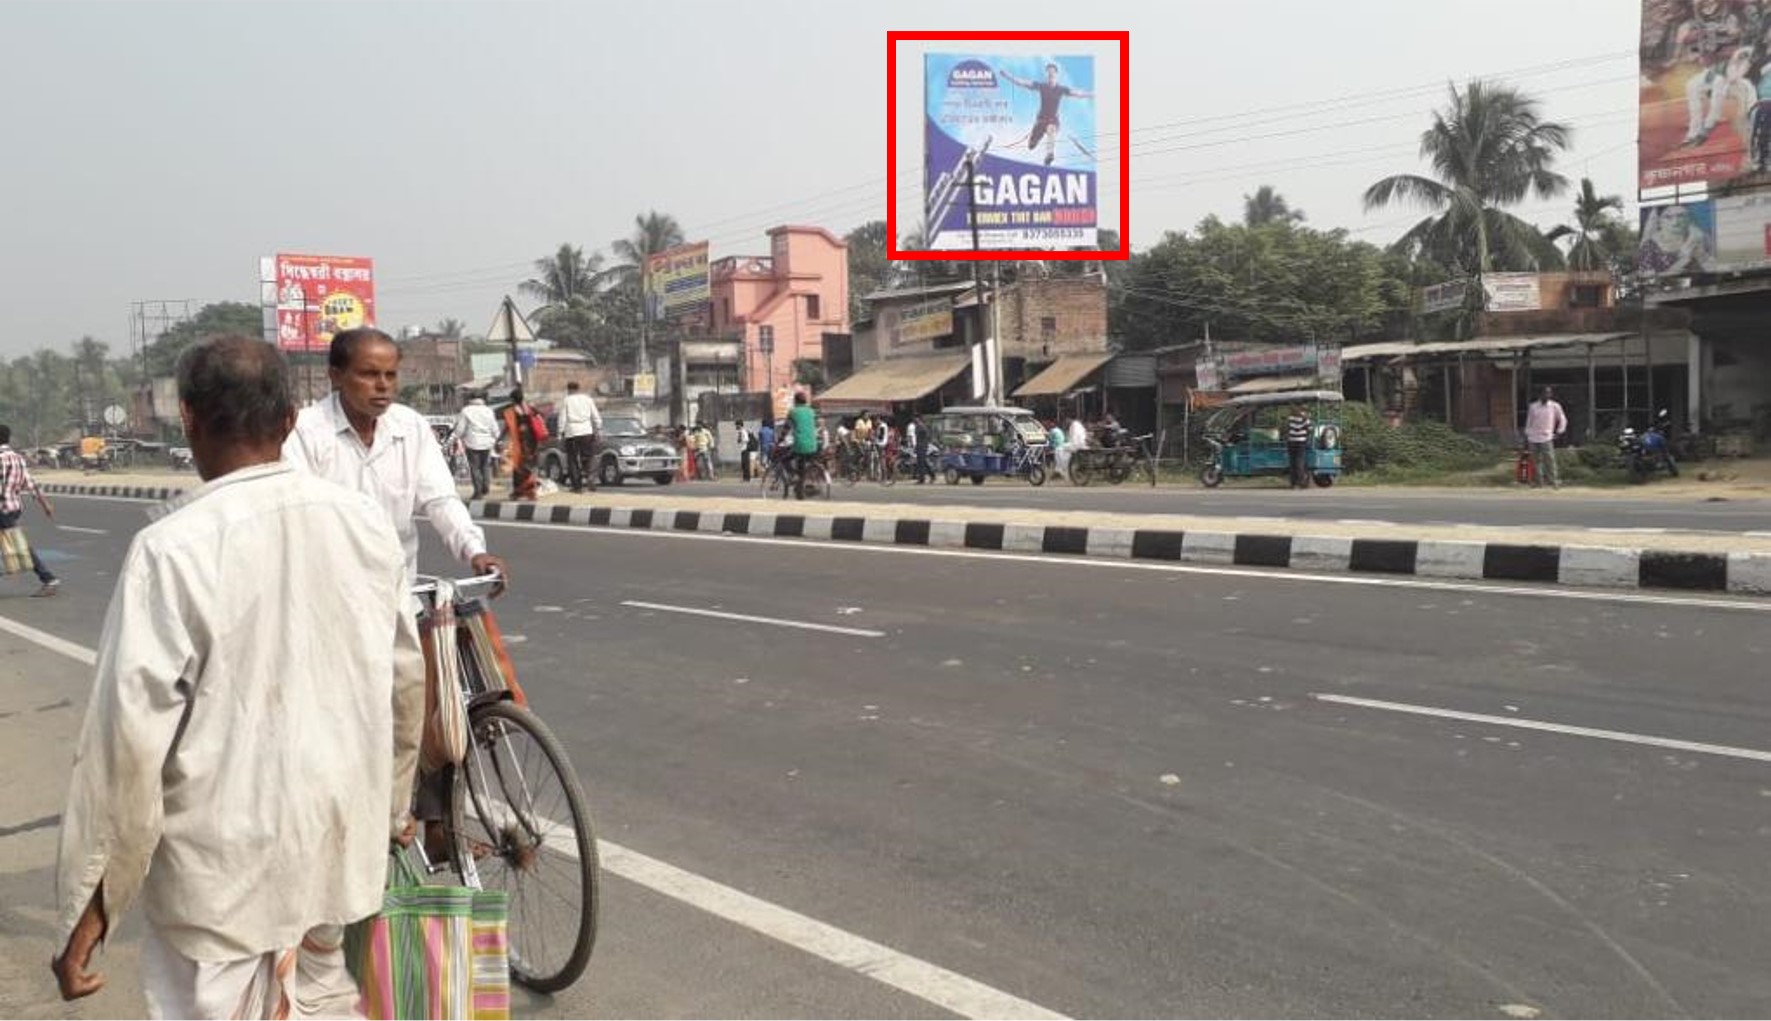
xmin=176 ymin=335 xmax=295 ymax=448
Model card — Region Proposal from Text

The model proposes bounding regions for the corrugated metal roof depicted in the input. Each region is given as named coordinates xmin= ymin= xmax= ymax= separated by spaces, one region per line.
xmin=1226 ymin=374 xmax=1322 ymax=394
xmin=1013 ymin=353 xmax=1115 ymax=397
xmin=1342 ymin=333 xmax=1632 ymax=363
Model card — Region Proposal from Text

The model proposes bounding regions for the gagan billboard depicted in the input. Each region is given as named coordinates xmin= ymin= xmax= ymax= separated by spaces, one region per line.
xmin=643 ymin=241 xmax=710 ymax=321
xmin=270 ymin=254 xmax=375 ymax=353
xmin=1639 ymin=0 xmax=1767 ymax=189
xmin=923 ymin=53 xmax=1097 ymax=251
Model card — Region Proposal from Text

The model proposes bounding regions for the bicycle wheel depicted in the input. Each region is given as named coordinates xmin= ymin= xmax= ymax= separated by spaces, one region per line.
xmin=452 ymin=699 xmax=599 ymax=993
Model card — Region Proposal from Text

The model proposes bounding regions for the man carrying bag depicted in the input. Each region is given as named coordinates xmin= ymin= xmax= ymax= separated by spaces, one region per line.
xmin=0 ymin=423 xmax=59 ymax=595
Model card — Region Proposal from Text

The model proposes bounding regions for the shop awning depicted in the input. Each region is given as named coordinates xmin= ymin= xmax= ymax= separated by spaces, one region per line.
xmin=815 ymin=354 xmax=970 ymax=404
xmin=1342 ymin=333 xmax=1631 ymax=363
xmin=1013 ymin=353 xmax=1115 ymax=397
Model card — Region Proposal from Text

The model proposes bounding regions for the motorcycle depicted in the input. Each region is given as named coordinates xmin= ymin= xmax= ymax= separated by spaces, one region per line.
xmin=1619 ymin=410 xmax=1680 ymax=483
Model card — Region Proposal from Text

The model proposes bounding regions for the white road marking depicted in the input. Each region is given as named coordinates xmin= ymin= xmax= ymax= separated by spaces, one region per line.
xmin=55 ymin=525 xmax=108 ymax=535
xmin=0 ymin=615 xmax=96 ymax=666
xmin=483 ymin=520 xmax=1771 ymax=613
xmin=620 ymin=599 xmax=884 ymax=637
xmin=1313 ymin=693 xmax=1771 ymax=763
xmin=2 ymin=616 xmax=1065 ymax=1021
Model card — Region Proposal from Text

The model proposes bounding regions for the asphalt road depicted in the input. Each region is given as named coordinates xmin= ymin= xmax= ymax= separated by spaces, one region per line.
xmin=617 ymin=475 xmax=1771 ymax=535
xmin=10 ymin=495 xmax=1771 ymax=1018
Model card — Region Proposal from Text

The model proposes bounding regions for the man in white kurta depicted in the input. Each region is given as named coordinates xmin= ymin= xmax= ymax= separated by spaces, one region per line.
xmin=53 ymin=337 xmax=424 ymax=1019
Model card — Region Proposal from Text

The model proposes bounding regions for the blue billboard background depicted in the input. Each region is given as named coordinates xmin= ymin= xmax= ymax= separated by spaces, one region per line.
xmin=924 ymin=52 xmax=1097 ymax=251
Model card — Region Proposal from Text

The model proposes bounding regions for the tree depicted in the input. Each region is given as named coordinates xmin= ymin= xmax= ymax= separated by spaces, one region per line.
xmin=1363 ymin=80 xmax=1571 ymax=276
xmin=844 ymin=220 xmax=892 ymax=320
xmin=434 ymin=317 xmax=466 ymax=338
xmin=1546 ymin=177 xmax=1627 ymax=272
xmin=1243 ymin=185 xmax=1305 ymax=227
xmin=609 ymin=210 xmax=686 ymax=285
xmin=1112 ymin=217 xmax=1414 ymax=351
xmin=145 ymin=302 xmax=262 ymax=376
xmin=520 ymin=244 xmax=604 ymax=307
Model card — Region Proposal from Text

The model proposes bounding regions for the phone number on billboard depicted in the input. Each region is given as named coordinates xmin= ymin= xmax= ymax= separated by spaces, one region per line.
xmin=1014 ymin=230 xmax=1089 ymax=242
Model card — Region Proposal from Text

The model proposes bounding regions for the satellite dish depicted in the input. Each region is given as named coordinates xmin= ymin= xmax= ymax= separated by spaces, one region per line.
xmin=102 ymin=404 xmax=127 ymax=427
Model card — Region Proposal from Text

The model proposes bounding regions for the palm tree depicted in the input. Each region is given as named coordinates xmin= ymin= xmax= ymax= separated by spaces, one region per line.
xmin=433 ymin=317 xmax=466 ymax=338
xmin=609 ymin=210 xmax=686 ymax=284
xmin=520 ymin=244 xmax=603 ymax=307
xmin=1546 ymin=177 xmax=1626 ymax=271
xmin=1243 ymin=185 xmax=1305 ymax=227
xmin=1363 ymin=80 xmax=1571 ymax=276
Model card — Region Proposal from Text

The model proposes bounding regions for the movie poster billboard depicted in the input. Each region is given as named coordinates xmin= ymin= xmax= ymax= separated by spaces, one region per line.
xmin=1713 ymin=192 xmax=1771 ymax=271
xmin=643 ymin=241 xmax=711 ymax=321
xmin=1639 ymin=0 xmax=1767 ymax=189
xmin=924 ymin=53 xmax=1097 ymax=251
xmin=1639 ymin=199 xmax=1720 ymax=277
xmin=268 ymin=254 xmax=375 ymax=353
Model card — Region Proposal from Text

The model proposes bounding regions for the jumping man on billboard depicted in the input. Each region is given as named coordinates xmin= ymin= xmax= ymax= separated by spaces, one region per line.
xmin=998 ymin=62 xmax=1092 ymax=166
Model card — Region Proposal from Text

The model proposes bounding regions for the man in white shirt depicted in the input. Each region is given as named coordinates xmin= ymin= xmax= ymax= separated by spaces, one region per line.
xmin=453 ymin=393 xmax=500 ymax=500
xmin=282 ymin=327 xmax=508 ymax=586
xmin=53 ymin=336 xmax=424 ymax=1019
xmin=560 ymin=380 xmax=602 ymax=493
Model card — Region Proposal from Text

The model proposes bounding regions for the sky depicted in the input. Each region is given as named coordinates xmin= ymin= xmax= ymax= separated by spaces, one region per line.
xmin=0 ymin=0 xmax=1641 ymax=359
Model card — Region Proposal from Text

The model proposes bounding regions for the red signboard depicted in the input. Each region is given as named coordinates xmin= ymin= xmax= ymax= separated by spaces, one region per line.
xmin=273 ymin=254 xmax=375 ymax=353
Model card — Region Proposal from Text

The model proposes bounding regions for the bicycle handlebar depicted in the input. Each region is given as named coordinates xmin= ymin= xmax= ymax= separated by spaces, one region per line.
xmin=412 ymin=571 xmax=503 ymax=601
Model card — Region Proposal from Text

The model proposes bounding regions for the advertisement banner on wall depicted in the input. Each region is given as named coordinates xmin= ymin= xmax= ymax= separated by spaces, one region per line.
xmin=643 ymin=242 xmax=711 ymax=320
xmin=1481 ymin=273 xmax=1541 ymax=311
xmin=923 ymin=52 xmax=1097 ymax=251
xmin=267 ymin=254 xmax=375 ymax=353
xmin=1711 ymin=193 xmax=1771 ymax=272
xmin=880 ymin=297 xmax=955 ymax=347
xmin=1638 ymin=0 xmax=1762 ymax=189
xmin=1639 ymin=199 xmax=1719 ymax=278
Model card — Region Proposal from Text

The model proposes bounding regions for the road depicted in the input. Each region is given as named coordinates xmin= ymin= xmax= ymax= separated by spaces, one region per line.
xmin=6 ymin=494 xmax=1771 ymax=1018
xmin=599 ymin=476 xmax=1771 ymax=535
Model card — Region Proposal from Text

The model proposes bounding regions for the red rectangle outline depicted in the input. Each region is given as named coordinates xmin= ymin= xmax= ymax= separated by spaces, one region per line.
xmin=887 ymin=31 xmax=1129 ymax=262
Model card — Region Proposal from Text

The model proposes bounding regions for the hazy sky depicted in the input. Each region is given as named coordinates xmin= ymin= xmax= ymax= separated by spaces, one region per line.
xmin=0 ymin=0 xmax=1639 ymax=358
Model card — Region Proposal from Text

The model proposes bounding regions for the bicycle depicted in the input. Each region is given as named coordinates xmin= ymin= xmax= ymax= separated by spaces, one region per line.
xmin=761 ymin=448 xmax=833 ymax=500
xmin=413 ymin=573 xmax=600 ymax=993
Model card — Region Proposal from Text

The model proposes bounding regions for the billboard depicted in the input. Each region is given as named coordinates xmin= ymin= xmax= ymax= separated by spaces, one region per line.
xmin=643 ymin=241 xmax=711 ymax=320
xmin=879 ymin=297 xmax=954 ymax=347
xmin=923 ymin=53 xmax=1097 ymax=251
xmin=1638 ymin=0 xmax=1764 ymax=189
xmin=1639 ymin=199 xmax=1719 ymax=277
xmin=267 ymin=254 xmax=375 ymax=353
xmin=1713 ymin=192 xmax=1771 ymax=271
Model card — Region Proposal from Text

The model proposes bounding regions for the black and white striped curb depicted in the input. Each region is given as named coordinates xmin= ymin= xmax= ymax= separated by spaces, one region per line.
xmin=43 ymin=483 xmax=1771 ymax=596
xmin=44 ymin=483 xmax=186 ymax=502
xmin=469 ymin=498 xmax=1771 ymax=597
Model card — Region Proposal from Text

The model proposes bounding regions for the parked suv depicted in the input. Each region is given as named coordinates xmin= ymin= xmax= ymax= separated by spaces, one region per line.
xmin=538 ymin=415 xmax=680 ymax=487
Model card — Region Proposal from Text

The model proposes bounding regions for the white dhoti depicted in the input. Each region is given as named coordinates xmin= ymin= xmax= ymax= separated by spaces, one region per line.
xmin=142 ymin=923 xmax=364 ymax=1021
xmin=1054 ymin=447 xmax=1073 ymax=481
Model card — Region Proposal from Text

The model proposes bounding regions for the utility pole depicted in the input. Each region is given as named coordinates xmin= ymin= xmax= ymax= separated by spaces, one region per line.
xmin=965 ymin=151 xmax=994 ymax=404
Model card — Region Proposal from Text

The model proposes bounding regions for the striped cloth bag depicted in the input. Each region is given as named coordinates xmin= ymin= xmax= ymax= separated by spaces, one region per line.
xmin=346 ymin=849 xmax=510 ymax=1020
xmin=0 ymin=528 xmax=32 ymax=576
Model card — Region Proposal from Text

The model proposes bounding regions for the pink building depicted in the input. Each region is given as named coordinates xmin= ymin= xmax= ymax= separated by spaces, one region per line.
xmin=709 ymin=225 xmax=849 ymax=393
